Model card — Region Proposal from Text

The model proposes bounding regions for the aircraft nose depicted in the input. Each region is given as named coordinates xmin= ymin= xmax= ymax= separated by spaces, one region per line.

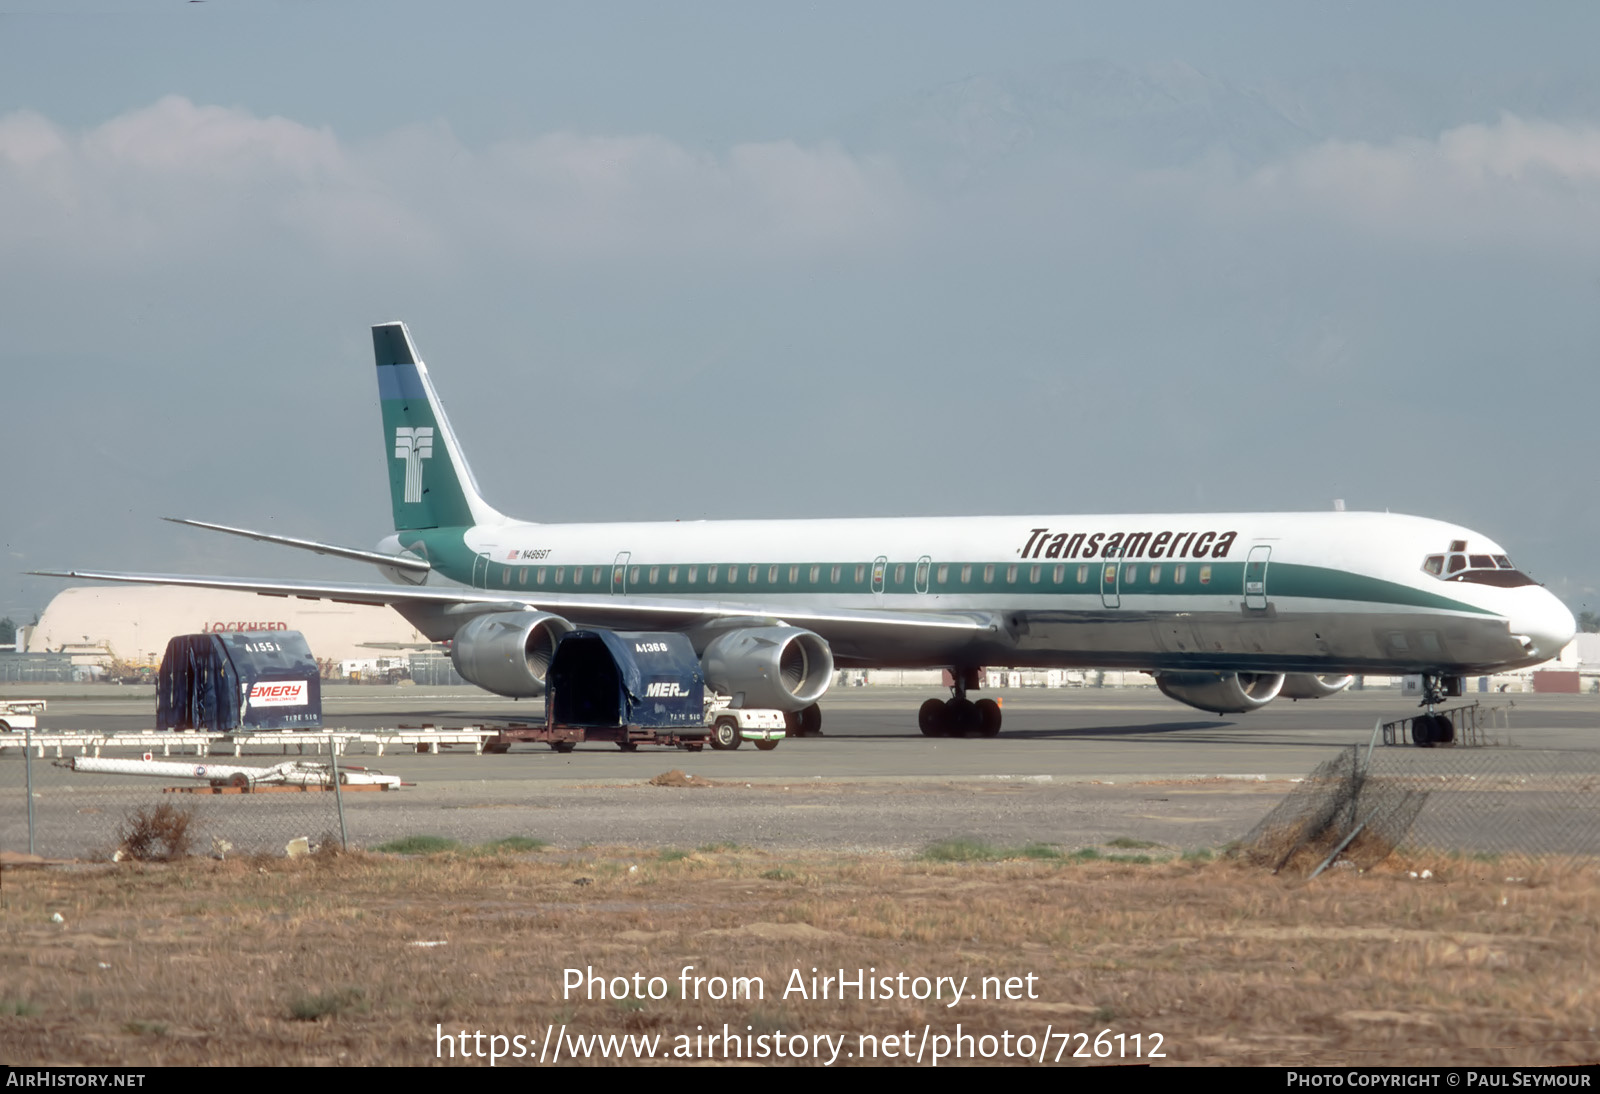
xmin=1511 ymin=588 xmax=1577 ymax=662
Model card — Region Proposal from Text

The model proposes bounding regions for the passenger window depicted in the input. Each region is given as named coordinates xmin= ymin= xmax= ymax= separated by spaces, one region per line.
xmin=1198 ymin=565 xmax=1211 ymax=585
xmin=768 ymin=565 xmax=778 ymax=584
xmin=809 ymin=565 xmax=820 ymax=583
xmin=708 ymin=565 xmax=718 ymax=583
xmin=502 ymin=568 xmax=511 ymax=585
xmin=961 ymin=565 xmax=972 ymax=583
xmin=555 ymin=567 xmax=565 ymax=585
xmin=687 ymin=566 xmax=697 ymax=584
xmin=1076 ymin=565 xmax=1088 ymax=584
xmin=983 ymin=565 xmax=995 ymax=583
xmin=789 ymin=566 xmax=799 ymax=583
xmin=750 ymin=566 xmax=759 ymax=583
xmin=519 ymin=569 xmax=527 ymax=586
xmin=629 ymin=566 xmax=640 ymax=583
xmin=593 ymin=567 xmax=603 ymax=585
xmin=573 ymin=568 xmax=584 ymax=586
xmin=1053 ymin=564 xmax=1064 ymax=583
xmin=1174 ymin=564 xmax=1186 ymax=584
xmin=668 ymin=566 xmax=679 ymax=584
xmin=856 ymin=564 xmax=866 ymax=584
xmin=536 ymin=568 xmax=546 ymax=585
xmin=1028 ymin=565 xmax=1040 ymax=583
xmin=648 ymin=567 xmax=659 ymax=584
xmin=894 ymin=564 xmax=905 ymax=584
xmin=1104 ymin=565 xmax=1117 ymax=585
xmin=1150 ymin=565 xmax=1160 ymax=584
xmin=937 ymin=564 xmax=948 ymax=583
xmin=831 ymin=565 xmax=841 ymax=583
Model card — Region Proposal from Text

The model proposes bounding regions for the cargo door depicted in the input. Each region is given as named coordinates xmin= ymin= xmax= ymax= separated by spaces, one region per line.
xmin=472 ymin=553 xmax=491 ymax=589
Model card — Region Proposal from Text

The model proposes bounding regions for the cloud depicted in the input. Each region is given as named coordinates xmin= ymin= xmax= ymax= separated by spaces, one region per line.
xmin=0 ymin=97 xmax=917 ymax=273
xmin=1244 ymin=114 xmax=1600 ymax=249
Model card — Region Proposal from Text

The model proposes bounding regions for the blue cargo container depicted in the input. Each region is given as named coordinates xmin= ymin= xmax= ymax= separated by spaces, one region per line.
xmin=546 ymin=630 xmax=705 ymax=730
xmin=157 ymin=630 xmax=323 ymax=731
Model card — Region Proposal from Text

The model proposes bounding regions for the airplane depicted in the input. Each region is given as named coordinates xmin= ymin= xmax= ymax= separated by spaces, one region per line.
xmin=36 ymin=321 xmax=1577 ymax=745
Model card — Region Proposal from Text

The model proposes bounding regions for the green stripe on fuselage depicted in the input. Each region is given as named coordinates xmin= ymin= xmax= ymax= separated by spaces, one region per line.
xmin=411 ymin=539 xmax=1491 ymax=617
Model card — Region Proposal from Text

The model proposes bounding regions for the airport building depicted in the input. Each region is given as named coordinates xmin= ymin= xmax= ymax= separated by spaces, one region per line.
xmin=21 ymin=586 xmax=433 ymax=672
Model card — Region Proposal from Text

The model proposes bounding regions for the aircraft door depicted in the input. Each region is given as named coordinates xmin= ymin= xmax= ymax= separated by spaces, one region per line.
xmin=472 ymin=553 xmax=491 ymax=589
xmin=1244 ymin=545 xmax=1271 ymax=610
xmin=914 ymin=556 xmax=932 ymax=594
xmin=612 ymin=552 xmax=631 ymax=594
xmin=1100 ymin=551 xmax=1121 ymax=609
xmin=871 ymin=556 xmax=887 ymax=604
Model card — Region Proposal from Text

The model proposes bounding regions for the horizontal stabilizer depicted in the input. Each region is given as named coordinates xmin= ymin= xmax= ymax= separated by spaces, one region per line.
xmin=164 ymin=518 xmax=431 ymax=575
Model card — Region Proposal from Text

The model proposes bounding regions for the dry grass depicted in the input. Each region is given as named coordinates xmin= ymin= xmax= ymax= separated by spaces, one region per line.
xmin=1 ymin=847 xmax=1597 ymax=1066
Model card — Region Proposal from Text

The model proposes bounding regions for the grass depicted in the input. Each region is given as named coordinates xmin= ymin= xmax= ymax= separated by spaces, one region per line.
xmin=372 ymin=835 xmax=461 ymax=855
xmin=919 ymin=838 xmax=1068 ymax=862
xmin=475 ymin=836 xmax=549 ymax=854
xmin=1 ymin=848 xmax=1597 ymax=1066
xmin=287 ymin=987 xmax=369 ymax=1022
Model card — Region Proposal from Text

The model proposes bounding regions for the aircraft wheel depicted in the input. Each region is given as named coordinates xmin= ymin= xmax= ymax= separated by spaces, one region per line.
xmin=1412 ymin=714 xmax=1436 ymax=748
xmin=710 ymin=718 xmax=742 ymax=751
xmin=754 ymin=739 xmax=779 ymax=751
xmin=919 ymin=698 xmax=946 ymax=737
xmin=618 ymin=741 xmax=639 ymax=752
xmin=1433 ymin=713 xmax=1456 ymax=745
xmin=975 ymin=698 xmax=1002 ymax=738
xmin=550 ymin=741 xmax=575 ymax=753
xmin=799 ymin=704 xmax=823 ymax=736
xmin=945 ymin=697 xmax=980 ymax=736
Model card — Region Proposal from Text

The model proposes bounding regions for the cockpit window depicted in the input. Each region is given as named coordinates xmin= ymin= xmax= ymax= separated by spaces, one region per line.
xmin=1421 ymin=547 xmax=1536 ymax=587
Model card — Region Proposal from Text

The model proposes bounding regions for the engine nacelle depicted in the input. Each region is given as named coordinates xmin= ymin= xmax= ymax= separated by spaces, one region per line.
xmin=1279 ymin=673 xmax=1355 ymax=700
xmin=449 ymin=611 xmax=575 ymax=697
xmin=1155 ymin=671 xmax=1285 ymax=714
xmin=700 ymin=626 xmax=833 ymax=712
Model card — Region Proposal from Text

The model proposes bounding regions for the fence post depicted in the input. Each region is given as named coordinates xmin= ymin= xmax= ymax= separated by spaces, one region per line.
xmin=329 ymin=734 xmax=348 ymax=852
xmin=24 ymin=722 xmax=36 ymax=856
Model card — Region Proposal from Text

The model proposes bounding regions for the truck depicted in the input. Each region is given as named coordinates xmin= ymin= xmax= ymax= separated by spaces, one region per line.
xmin=705 ymin=693 xmax=785 ymax=750
xmin=0 ymin=699 xmax=46 ymax=733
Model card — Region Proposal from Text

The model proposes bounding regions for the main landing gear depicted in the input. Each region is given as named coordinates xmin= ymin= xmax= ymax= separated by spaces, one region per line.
xmin=784 ymin=704 xmax=824 ymax=737
xmin=1411 ymin=673 xmax=1459 ymax=748
xmin=918 ymin=668 xmax=1002 ymax=738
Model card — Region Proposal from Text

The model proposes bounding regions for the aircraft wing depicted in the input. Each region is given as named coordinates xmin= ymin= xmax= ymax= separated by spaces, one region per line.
xmin=30 ymin=570 xmax=998 ymax=647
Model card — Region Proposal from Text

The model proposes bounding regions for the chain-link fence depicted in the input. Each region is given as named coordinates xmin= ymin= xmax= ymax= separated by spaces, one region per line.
xmin=1236 ymin=742 xmax=1600 ymax=878
xmin=1 ymin=730 xmax=347 ymax=861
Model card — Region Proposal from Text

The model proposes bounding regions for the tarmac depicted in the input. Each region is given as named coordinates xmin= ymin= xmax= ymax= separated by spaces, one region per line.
xmin=3 ymin=685 xmax=1596 ymax=855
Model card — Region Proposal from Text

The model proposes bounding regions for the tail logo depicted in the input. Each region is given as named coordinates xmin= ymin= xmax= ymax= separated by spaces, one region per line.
xmin=394 ymin=426 xmax=434 ymax=504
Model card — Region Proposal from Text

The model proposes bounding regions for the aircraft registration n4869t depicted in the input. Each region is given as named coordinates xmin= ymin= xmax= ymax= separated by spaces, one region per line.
xmin=38 ymin=321 xmax=1576 ymax=742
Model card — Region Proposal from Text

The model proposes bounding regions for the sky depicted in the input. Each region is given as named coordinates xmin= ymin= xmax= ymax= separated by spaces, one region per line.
xmin=5 ymin=2 xmax=1600 ymax=624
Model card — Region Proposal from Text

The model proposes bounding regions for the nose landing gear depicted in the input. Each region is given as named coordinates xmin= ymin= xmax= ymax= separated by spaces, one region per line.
xmin=1412 ymin=673 xmax=1462 ymax=747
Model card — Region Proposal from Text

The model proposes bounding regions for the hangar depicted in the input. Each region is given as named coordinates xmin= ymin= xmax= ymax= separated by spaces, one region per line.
xmin=22 ymin=585 xmax=431 ymax=670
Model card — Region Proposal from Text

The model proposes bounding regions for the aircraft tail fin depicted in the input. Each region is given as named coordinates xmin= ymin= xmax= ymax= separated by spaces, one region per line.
xmin=372 ymin=322 xmax=507 ymax=532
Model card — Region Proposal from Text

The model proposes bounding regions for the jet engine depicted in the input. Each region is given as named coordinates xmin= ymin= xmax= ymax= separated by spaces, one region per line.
xmin=1279 ymin=673 xmax=1355 ymax=700
xmin=700 ymin=626 xmax=834 ymax=711
xmin=449 ymin=611 xmax=576 ymax=697
xmin=1155 ymin=671 xmax=1285 ymax=714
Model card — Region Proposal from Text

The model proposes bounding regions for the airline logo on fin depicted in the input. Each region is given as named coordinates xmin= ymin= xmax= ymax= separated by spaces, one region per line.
xmin=394 ymin=427 xmax=434 ymax=504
